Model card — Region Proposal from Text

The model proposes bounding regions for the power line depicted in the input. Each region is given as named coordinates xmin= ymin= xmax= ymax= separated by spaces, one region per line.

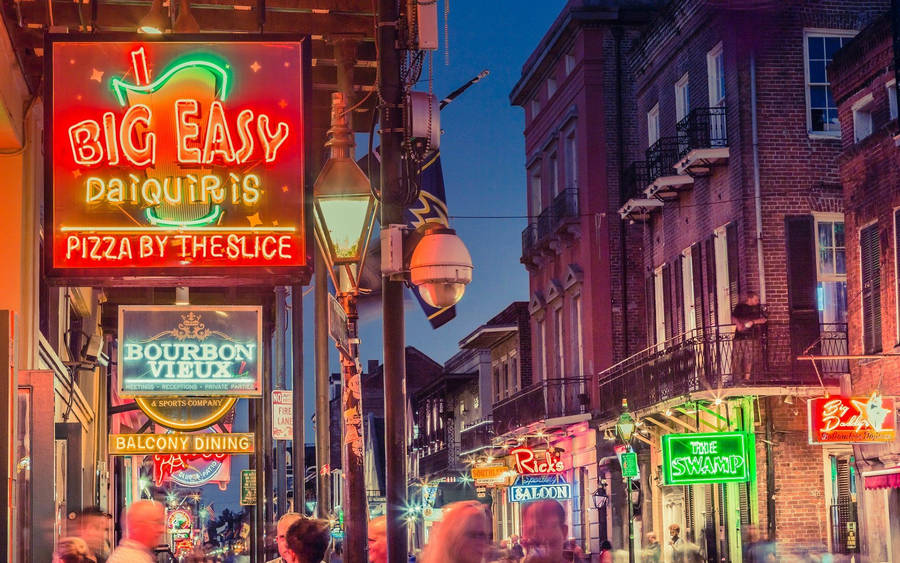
xmin=448 ymin=197 xmax=748 ymax=220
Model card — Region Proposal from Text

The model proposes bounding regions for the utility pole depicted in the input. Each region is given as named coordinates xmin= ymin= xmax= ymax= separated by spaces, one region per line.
xmin=377 ymin=0 xmax=408 ymax=559
xmin=275 ymin=286 xmax=288 ymax=518
xmin=290 ymin=285 xmax=305 ymax=515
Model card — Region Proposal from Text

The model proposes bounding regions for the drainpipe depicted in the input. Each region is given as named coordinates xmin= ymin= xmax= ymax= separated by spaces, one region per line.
xmin=750 ymin=54 xmax=766 ymax=303
xmin=614 ymin=26 xmax=629 ymax=355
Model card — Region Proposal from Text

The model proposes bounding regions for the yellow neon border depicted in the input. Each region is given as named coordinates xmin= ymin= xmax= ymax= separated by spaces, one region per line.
xmin=135 ymin=396 xmax=237 ymax=431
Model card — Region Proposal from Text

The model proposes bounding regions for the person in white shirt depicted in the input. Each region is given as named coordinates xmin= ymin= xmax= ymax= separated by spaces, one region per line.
xmin=107 ymin=500 xmax=165 ymax=563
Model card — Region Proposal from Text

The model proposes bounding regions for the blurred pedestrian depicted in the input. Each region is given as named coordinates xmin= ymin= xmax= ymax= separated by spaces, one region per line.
xmin=509 ymin=534 xmax=525 ymax=561
xmin=70 ymin=507 xmax=111 ymax=563
xmin=598 ymin=540 xmax=613 ymax=563
xmin=419 ymin=500 xmax=492 ymax=563
xmin=107 ymin=500 xmax=165 ymax=563
xmin=269 ymin=512 xmax=303 ymax=563
xmin=283 ymin=517 xmax=331 ymax=563
xmin=668 ymin=524 xmax=685 ymax=563
xmin=642 ymin=532 xmax=660 ymax=563
xmin=330 ymin=543 xmax=343 ymax=563
xmin=369 ymin=516 xmax=387 ymax=563
xmin=681 ymin=530 xmax=702 ymax=563
xmin=521 ymin=499 xmax=568 ymax=563
xmin=54 ymin=536 xmax=94 ymax=563
xmin=562 ymin=539 xmax=585 ymax=562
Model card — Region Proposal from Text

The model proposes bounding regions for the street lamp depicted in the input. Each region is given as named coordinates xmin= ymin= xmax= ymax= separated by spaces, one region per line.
xmin=312 ymin=91 xmax=378 ymax=563
xmin=616 ymin=399 xmax=636 ymax=563
xmin=138 ymin=0 xmax=168 ymax=33
xmin=313 ymin=92 xmax=378 ymax=275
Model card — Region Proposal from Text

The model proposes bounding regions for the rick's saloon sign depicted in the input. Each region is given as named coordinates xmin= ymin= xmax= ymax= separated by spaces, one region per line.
xmin=118 ymin=305 xmax=262 ymax=396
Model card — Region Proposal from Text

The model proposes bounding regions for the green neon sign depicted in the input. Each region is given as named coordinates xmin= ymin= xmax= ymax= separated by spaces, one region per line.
xmin=661 ymin=432 xmax=756 ymax=485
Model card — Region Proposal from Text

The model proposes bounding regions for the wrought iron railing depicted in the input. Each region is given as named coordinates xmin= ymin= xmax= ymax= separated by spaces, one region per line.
xmin=417 ymin=441 xmax=461 ymax=476
xmin=676 ymin=106 xmax=728 ymax=155
xmin=621 ymin=161 xmax=649 ymax=203
xmin=460 ymin=419 xmax=494 ymax=453
xmin=596 ymin=323 xmax=847 ymax=420
xmin=493 ymin=377 xmax=590 ymax=436
xmin=646 ymin=136 xmax=687 ymax=182
xmin=522 ymin=189 xmax=580 ymax=258
xmin=521 ymin=223 xmax=538 ymax=255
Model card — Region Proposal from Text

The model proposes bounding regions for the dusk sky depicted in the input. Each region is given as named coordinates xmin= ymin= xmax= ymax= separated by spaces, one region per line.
xmin=298 ymin=1 xmax=566 ymax=441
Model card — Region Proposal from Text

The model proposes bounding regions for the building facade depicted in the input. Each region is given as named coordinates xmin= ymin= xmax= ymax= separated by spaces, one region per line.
xmin=603 ymin=0 xmax=887 ymax=560
xmin=831 ymin=13 xmax=900 ymax=561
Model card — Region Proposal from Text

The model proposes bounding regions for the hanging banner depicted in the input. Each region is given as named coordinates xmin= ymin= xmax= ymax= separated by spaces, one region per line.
xmin=118 ymin=305 xmax=262 ymax=397
xmin=808 ymin=393 xmax=896 ymax=444
xmin=661 ymin=432 xmax=756 ymax=485
xmin=46 ymin=36 xmax=310 ymax=284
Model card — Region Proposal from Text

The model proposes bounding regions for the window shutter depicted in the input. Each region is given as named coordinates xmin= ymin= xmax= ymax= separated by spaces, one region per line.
xmin=647 ymin=275 xmax=656 ymax=345
xmin=726 ymin=222 xmax=741 ymax=309
xmin=861 ymin=223 xmax=882 ymax=354
xmin=704 ymin=236 xmax=718 ymax=328
xmin=692 ymin=243 xmax=704 ymax=332
xmin=663 ymin=264 xmax=673 ymax=341
xmin=786 ymin=216 xmax=821 ymax=375
xmin=674 ymin=257 xmax=685 ymax=338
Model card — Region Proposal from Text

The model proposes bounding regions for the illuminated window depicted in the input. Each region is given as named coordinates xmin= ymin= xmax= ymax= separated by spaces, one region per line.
xmin=707 ymin=42 xmax=725 ymax=107
xmin=815 ymin=215 xmax=846 ymax=325
xmin=804 ymin=31 xmax=855 ymax=134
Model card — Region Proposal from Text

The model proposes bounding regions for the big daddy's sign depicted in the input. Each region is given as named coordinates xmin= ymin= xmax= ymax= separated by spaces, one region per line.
xmin=46 ymin=36 xmax=309 ymax=282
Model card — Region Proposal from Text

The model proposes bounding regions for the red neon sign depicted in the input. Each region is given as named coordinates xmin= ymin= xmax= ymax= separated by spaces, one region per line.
xmin=153 ymin=452 xmax=227 ymax=486
xmin=48 ymin=38 xmax=308 ymax=280
xmin=808 ymin=393 xmax=896 ymax=444
xmin=511 ymin=447 xmax=565 ymax=475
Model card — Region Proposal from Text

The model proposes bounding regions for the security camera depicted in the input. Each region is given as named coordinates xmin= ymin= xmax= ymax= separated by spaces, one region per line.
xmin=409 ymin=224 xmax=473 ymax=309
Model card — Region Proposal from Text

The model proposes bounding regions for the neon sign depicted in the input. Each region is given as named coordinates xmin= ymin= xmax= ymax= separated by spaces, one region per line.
xmin=109 ymin=432 xmax=255 ymax=455
xmin=154 ymin=453 xmax=228 ymax=487
xmin=47 ymin=38 xmax=308 ymax=281
xmin=508 ymin=475 xmax=572 ymax=503
xmin=808 ymin=393 xmax=896 ymax=444
xmin=661 ymin=432 xmax=756 ymax=485
xmin=118 ymin=305 xmax=261 ymax=396
xmin=510 ymin=447 xmax=565 ymax=475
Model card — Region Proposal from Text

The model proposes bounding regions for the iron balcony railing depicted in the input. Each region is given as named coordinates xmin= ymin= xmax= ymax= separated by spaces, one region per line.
xmin=621 ymin=161 xmax=649 ymax=203
xmin=493 ymin=377 xmax=590 ymax=436
xmin=646 ymin=136 xmax=687 ymax=182
xmin=521 ymin=189 xmax=580 ymax=257
xmin=596 ymin=322 xmax=848 ymax=420
xmin=676 ymin=106 xmax=728 ymax=155
xmin=417 ymin=441 xmax=461 ymax=476
xmin=460 ymin=419 xmax=495 ymax=454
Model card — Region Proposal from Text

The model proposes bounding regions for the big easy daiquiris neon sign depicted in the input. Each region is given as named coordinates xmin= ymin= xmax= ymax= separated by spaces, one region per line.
xmin=47 ymin=37 xmax=308 ymax=281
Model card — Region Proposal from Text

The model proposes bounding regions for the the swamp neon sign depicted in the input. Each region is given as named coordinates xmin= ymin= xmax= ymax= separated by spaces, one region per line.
xmin=118 ymin=305 xmax=262 ymax=396
xmin=47 ymin=37 xmax=308 ymax=280
xmin=661 ymin=432 xmax=756 ymax=485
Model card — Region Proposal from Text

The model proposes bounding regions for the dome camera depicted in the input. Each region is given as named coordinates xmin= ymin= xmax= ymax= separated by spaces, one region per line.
xmin=409 ymin=225 xmax=473 ymax=309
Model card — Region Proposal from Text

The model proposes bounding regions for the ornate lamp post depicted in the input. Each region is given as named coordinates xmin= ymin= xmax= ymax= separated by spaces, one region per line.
xmin=312 ymin=91 xmax=378 ymax=563
xmin=616 ymin=400 xmax=636 ymax=563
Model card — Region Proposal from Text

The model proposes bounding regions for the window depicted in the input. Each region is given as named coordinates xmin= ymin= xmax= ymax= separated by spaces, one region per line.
xmin=547 ymin=77 xmax=557 ymax=99
xmin=531 ymin=97 xmax=541 ymax=118
xmin=894 ymin=210 xmax=900 ymax=343
xmin=707 ymin=42 xmax=725 ymax=107
xmin=682 ymin=248 xmax=697 ymax=332
xmin=509 ymin=352 xmax=519 ymax=393
xmin=563 ymin=124 xmax=577 ymax=189
xmin=565 ymin=52 xmax=575 ymax=75
xmin=860 ymin=223 xmax=882 ymax=354
xmin=714 ymin=227 xmax=731 ymax=326
xmin=571 ymin=294 xmax=583 ymax=376
xmin=675 ymin=73 xmax=690 ymax=122
xmin=493 ymin=366 xmax=501 ymax=401
xmin=647 ymin=103 xmax=660 ymax=146
xmin=548 ymin=153 xmax=559 ymax=199
xmin=501 ymin=362 xmax=509 ymax=399
xmin=887 ymin=80 xmax=898 ymax=121
xmin=554 ymin=306 xmax=565 ymax=378
xmin=805 ymin=32 xmax=855 ymax=134
xmin=852 ymin=94 xmax=874 ymax=142
xmin=537 ymin=318 xmax=547 ymax=381
xmin=654 ymin=267 xmax=666 ymax=345
xmin=529 ymin=163 xmax=542 ymax=215
xmin=815 ymin=216 xmax=847 ymax=325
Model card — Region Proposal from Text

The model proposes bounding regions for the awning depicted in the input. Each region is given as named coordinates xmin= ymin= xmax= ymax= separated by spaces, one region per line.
xmin=862 ymin=466 xmax=900 ymax=490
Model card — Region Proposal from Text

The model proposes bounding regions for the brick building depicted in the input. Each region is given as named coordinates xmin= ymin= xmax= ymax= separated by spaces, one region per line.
xmin=831 ymin=12 xmax=900 ymax=561
xmin=509 ymin=1 xmax=658 ymax=554
xmin=601 ymin=0 xmax=887 ymax=559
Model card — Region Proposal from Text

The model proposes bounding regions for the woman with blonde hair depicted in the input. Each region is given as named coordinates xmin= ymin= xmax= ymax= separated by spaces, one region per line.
xmin=54 ymin=536 xmax=95 ymax=563
xmin=420 ymin=500 xmax=492 ymax=563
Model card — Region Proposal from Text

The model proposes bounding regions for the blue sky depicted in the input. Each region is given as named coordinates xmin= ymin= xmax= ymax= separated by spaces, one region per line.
xmin=298 ymin=1 xmax=566 ymax=441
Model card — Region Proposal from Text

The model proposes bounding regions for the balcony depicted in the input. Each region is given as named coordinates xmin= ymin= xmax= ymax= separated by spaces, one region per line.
xmin=460 ymin=419 xmax=495 ymax=455
xmin=595 ymin=322 xmax=848 ymax=420
xmin=618 ymin=160 xmax=662 ymax=221
xmin=675 ymin=106 xmax=729 ymax=176
xmin=646 ymin=136 xmax=694 ymax=198
xmin=417 ymin=441 xmax=461 ymax=477
xmin=493 ymin=377 xmax=591 ymax=436
xmin=521 ymin=189 xmax=580 ymax=264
